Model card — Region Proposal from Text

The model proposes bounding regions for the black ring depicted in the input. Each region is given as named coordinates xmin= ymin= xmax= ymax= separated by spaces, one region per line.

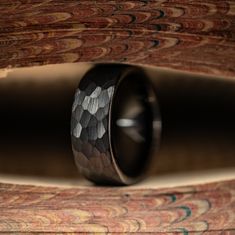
xmin=71 ymin=64 xmax=161 ymax=185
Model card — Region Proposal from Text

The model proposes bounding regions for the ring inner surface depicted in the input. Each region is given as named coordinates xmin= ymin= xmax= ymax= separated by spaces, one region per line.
xmin=111 ymin=74 xmax=153 ymax=178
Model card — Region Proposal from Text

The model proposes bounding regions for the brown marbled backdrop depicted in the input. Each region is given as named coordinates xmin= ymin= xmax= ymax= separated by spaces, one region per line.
xmin=1 ymin=0 xmax=235 ymax=77
xmin=0 ymin=180 xmax=234 ymax=233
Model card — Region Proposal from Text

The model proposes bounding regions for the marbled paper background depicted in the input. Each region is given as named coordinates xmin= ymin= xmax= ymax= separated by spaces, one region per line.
xmin=1 ymin=0 xmax=235 ymax=77
xmin=0 ymin=180 xmax=234 ymax=233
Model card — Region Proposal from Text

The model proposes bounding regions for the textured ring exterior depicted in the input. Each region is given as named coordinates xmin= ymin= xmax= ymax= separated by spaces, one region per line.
xmin=71 ymin=64 xmax=160 ymax=185
xmin=71 ymin=64 xmax=127 ymax=184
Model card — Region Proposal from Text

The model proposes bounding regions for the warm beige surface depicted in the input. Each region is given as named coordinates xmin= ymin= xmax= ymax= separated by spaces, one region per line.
xmin=1 ymin=63 xmax=235 ymax=179
xmin=0 ymin=168 xmax=235 ymax=189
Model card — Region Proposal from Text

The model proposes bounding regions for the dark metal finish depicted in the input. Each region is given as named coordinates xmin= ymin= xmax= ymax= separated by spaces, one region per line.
xmin=71 ymin=64 xmax=161 ymax=185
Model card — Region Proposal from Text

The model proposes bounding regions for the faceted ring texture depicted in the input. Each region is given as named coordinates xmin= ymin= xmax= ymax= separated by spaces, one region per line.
xmin=71 ymin=64 xmax=161 ymax=185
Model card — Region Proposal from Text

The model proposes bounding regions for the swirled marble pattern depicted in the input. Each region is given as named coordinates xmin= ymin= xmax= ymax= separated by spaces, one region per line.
xmin=0 ymin=180 xmax=234 ymax=233
xmin=1 ymin=0 xmax=235 ymax=77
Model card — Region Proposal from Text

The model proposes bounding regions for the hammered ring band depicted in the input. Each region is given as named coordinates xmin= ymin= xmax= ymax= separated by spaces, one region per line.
xmin=71 ymin=64 xmax=161 ymax=185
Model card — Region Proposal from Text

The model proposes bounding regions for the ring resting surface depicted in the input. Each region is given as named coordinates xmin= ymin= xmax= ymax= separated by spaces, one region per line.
xmin=71 ymin=64 xmax=161 ymax=185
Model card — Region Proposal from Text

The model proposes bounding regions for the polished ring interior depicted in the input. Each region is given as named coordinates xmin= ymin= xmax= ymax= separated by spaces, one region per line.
xmin=71 ymin=64 xmax=161 ymax=185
